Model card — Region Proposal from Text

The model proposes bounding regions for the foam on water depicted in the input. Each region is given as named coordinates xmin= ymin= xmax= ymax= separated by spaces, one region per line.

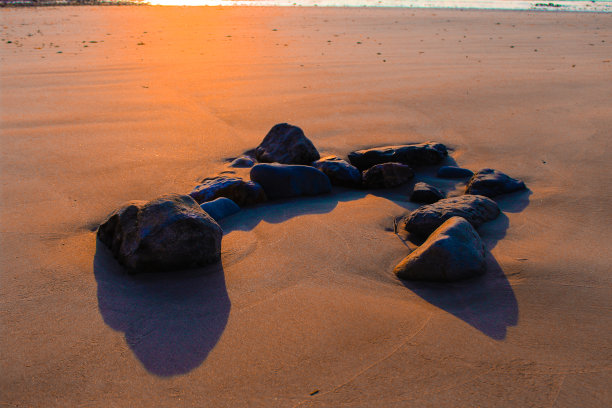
xmin=149 ymin=0 xmax=612 ymax=12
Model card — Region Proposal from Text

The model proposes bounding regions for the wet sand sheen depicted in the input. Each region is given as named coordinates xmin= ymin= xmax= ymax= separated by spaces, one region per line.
xmin=1 ymin=6 xmax=611 ymax=407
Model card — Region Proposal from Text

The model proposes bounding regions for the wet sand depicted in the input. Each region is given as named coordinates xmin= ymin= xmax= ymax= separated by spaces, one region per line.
xmin=1 ymin=6 xmax=611 ymax=407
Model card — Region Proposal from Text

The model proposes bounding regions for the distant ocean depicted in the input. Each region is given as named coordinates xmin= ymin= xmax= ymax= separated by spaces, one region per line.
xmin=147 ymin=0 xmax=612 ymax=12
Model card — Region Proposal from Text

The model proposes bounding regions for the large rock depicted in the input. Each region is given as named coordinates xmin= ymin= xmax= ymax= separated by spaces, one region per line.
xmin=394 ymin=217 xmax=486 ymax=281
xmin=436 ymin=166 xmax=474 ymax=179
xmin=189 ymin=175 xmax=266 ymax=207
xmin=466 ymin=168 xmax=527 ymax=197
xmin=200 ymin=197 xmax=240 ymax=221
xmin=348 ymin=142 xmax=448 ymax=171
xmin=312 ymin=155 xmax=361 ymax=188
xmin=401 ymin=194 xmax=500 ymax=236
xmin=255 ymin=123 xmax=320 ymax=165
xmin=250 ymin=163 xmax=332 ymax=199
xmin=97 ymin=194 xmax=223 ymax=273
xmin=362 ymin=162 xmax=414 ymax=189
xmin=410 ymin=182 xmax=445 ymax=204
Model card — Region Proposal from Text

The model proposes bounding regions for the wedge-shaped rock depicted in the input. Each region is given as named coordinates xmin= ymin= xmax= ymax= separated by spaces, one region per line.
xmin=312 ymin=155 xmax=361 ymax=188
xmin=465 ymin=168 xmax=527 ymax=198
xmin=200 ymin=197 xmax=240 ymax=221
xmin=97 ymin=194 xmax=222 ymax=273
xmin=410 ymin=182 xmax=445 ymax=204
xmin=250 ymin=163 xmax=331 ymax=199
xmin=394 ymin=217 xmax=486 ymax=281
xmin=401 ymin=194 xmax=500 ymax=236
xmin=362 ymin=162 xmax=414 ymax=189
xmin=348 ymin=142 xmax=448 ymax=171
xmin=190 ymin=175 xmax=266 ymax=206
xmin=255 ymin=123 xmax=320 ymax=165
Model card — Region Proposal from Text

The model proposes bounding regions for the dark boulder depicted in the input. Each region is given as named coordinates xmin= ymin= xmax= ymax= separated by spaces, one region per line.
xmin=348 ymin=142 xmax=448 ymax=171
xmin=362 ymin=163 xmax=414 ymax=189
xmin=97 ymin=194 xmax=223 ymax=273
xmin=394 ymin=217 xmax=486 ymax=281
xmin=200 ymin=197 xmax=240 ymax=221
xmin=400 ymin=194 xmax=500 ymax=236
xmin=250 ymin=163 xmax=332 ymax=199
xmin=410 ymin=182 xmax=445 ymax=204
xmin=312 ymin=155 xmax=361 ymax=188
xmin=189 ymin=175 xmax=266 ymax=207
xmin=436 ymin=166 xmax=474 ymax=179
xmin=255 ymin=123 xmax=320 ymax=165
xmin=465 ymin=168 xmax=527 ymax=198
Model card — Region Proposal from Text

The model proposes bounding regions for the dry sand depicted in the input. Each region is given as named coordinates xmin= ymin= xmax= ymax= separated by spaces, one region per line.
xmin=1 ymin=5 xmax=611 ymax=407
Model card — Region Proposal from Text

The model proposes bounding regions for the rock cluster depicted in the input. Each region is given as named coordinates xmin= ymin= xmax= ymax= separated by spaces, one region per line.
xmin=98 ymin=122 xmax=527 ymax=280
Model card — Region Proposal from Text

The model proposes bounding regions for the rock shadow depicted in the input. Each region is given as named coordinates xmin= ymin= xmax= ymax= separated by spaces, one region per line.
xmin=401 ymin=252 xmax=518 ymax=340
xmin=219 ymin=190 xmax=367 ymax=233
xmin=494 ymin=188 xmax=532 ymax=213
xmin=93 ymin=240 xmax=230 ymax=377
xmin=397 ymin=187 xmax=528 ymax=340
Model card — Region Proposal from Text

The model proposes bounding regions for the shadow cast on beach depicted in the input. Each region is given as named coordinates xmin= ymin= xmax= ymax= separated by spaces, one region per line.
xmin=402 ymin=253 xmax=518 ymax=340
xmin=93 ymin=241 xmax=230 ymax=377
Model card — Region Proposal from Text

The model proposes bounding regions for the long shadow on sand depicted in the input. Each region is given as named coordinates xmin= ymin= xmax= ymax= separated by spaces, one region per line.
xmin=402 ymin=252 xmax=518 ymax=340
xmin=94 ymin=241 xmax=230 ymax=377
xmin=399 ymin=191 xmax=530 ymax=340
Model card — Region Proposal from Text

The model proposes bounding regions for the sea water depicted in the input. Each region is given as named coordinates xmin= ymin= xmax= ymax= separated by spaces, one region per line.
xmin=147 ymin=0 xmax=612 ymax=12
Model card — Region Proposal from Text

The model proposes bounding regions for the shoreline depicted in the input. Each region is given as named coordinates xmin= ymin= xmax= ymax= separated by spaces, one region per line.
xmin=2 ymin=1 xmax=612 ymax=13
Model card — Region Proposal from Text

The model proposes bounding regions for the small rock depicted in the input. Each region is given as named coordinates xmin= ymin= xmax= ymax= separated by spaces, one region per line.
xmin=465 ymin=168 xmax=527 ymax=197
xmin=312 ymin=155 xmax=361 ymax=188
xmin=410 ymin=182 xmax=445 ymax=203
xmin=255 ymin=123 xmax=320 ymax=165
xmin=394 ymin=217 xmax=486 ymax=281
xmin=436 ymin=166 xmax=474 ymax=178
xmin=189 ymin=176 xmax=266 ymax=207
xmin=250 ymin=163 xmax=332 ymax=199
xmin=362 ymin=163 xmax=414 ymax=189
xmin=97 ymin=194 xmax=222 ymax=273
xmin=228 ymin=156 xmax=255 ymax=168
xmin=401 ymin=194 xmax=500 ymax=236
xmin=200 ymin=197 xmax=240 ymax=221
xmin=348 ymin=142 xmax=448 ymax=171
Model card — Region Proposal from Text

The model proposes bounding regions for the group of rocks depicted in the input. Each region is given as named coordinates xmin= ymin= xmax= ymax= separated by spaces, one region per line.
xmin=98 ymin=123 xmax=527 ymax=281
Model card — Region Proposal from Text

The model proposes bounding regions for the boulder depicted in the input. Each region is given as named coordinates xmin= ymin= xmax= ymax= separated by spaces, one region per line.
xmin=228 ymin=156 xmax=255 ymax=168
xmin=189 ymin=175 xmax=266 ymax=207
xmin=200 ymin=197 xmax=240 ymax=221
xmin=436 ymin=166 xmax=474 ymax=179
xmin=410 ymin=182 xmax=445 ymax=204
xmin=362 ymin=163 xmax=414 ymax=189
xmin=465 ymin=168 xmax=527 ymax=198
xmin=255 ymin=123 xmax=320 ymax=165
xmin=311 ymin=155 xmax=361 ymax=188
xmin=250 ymin=163 xmax=332 ymax=199
xmin=401 ymin=194 xmax=500 ymax=236
xmin=97 ymin=194 xmax=223 ymax=273
xmin=394 ymin=217 xmax=486 ymax=281
xmin=348 ymin=142 xmax=448 ymax=171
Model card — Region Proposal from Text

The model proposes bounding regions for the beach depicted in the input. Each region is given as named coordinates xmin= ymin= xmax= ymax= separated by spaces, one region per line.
xmin=1 ymin=5 xmax=611 ymax=406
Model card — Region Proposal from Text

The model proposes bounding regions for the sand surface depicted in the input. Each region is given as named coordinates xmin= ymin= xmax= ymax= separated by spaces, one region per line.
xmin=1 ymin=6 xmax=611 ymax=407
